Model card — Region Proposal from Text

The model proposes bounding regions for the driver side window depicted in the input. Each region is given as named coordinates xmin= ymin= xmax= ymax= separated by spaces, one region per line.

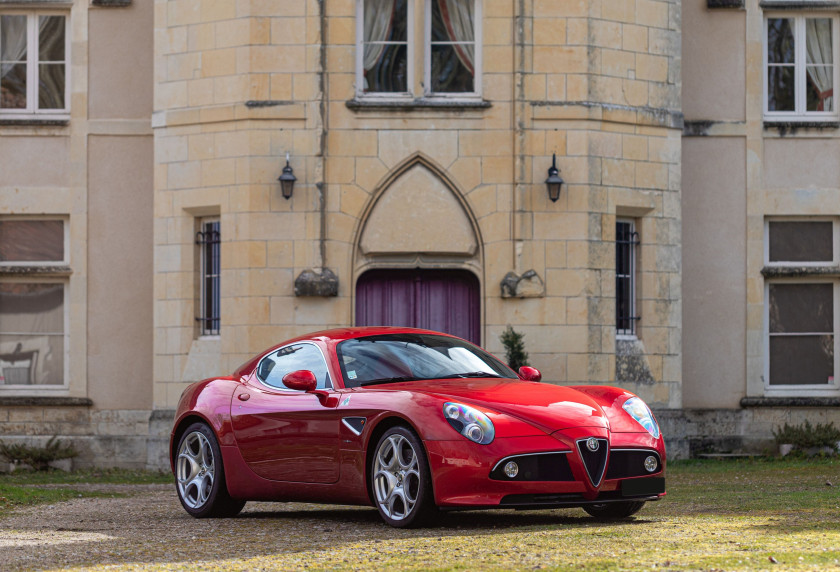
xmin=257 ymin=343 xmax=331 ymax=390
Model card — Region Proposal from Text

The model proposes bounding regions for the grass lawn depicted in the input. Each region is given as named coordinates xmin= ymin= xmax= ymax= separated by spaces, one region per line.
xmin=0 ymin=468 xmax=172 ymax=517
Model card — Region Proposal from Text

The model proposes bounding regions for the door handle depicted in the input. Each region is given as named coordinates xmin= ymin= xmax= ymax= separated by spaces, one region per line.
xmin=238 ymin=393 xmax=250 ymax=401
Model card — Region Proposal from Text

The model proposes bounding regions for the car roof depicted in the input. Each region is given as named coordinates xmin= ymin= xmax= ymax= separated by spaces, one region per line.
xmin=232 ymin=327 xmax=463 ymax=378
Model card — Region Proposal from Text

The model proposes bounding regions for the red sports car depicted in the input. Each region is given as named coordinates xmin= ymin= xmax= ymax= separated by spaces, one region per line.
xmin=171 ymin=327 xmax=666 ymax=527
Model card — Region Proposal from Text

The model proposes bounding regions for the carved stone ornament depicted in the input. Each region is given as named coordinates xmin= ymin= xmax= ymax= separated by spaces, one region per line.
xmin=500 ymin=270 xmax=545 ymax=299
xmin=294 ymin=268 xmax=339 ymax=297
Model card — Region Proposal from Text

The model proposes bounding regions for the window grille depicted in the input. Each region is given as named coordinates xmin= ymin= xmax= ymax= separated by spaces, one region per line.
xmin=616 ymin=220 xmax=640 ymax=336
xmin=196 ymin=220 xmax=220 ymax=336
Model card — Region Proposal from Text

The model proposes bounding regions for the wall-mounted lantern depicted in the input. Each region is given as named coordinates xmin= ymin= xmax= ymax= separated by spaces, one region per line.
xmin=279 ymin=152 xmax=297 ymax=200
xmin=545 ymin=153 xmax=564 ymax=202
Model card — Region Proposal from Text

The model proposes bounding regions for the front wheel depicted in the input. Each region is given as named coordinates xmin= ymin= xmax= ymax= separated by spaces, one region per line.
xmin=370 ymin=426 xmax=436 ymax=528
xmin=175 ymin=422 xmax=245 ymax=518
xmin=583 ymin=501 xmax=645 ymax=519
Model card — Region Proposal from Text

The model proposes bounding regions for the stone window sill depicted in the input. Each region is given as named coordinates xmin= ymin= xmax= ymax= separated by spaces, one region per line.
xmin=759 ymin=1 xmax=840 ymax=9
xmin=741 ymin=396 xmax=840 ymax=407
xmin=763 ymin=121 xmax=840 ymax=134
xmin=0 ymin=396 xmax=92 ymax=407
xmin=0 ymin=118 xmax=69 ymax=127
xmin=346 ymin=98 xmax=492 ymax=112
xmin=708 ymin=0 xmax=744 ymax=8
xmin=0 ymin=265 xmax=71 ymax=277
xmin=761 ymin=265 xmax=840 ymax=278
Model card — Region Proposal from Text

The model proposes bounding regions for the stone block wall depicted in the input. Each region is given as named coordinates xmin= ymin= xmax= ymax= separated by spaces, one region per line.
xmin=152 ymin=0 xmax=684 ymax=410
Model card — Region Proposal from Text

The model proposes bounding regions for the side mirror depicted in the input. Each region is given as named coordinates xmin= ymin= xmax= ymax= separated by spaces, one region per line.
xmin=282 ymin=370 xmax=317 ymax=392
xmin=518 ymin=366 xmax=542 ymax=382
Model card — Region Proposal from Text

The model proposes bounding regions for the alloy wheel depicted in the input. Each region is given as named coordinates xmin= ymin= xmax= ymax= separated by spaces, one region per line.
xmin=373 ymin=433 xmax=421 ymax=521
xmin=176 ymin=430 xmax=216 ymax=509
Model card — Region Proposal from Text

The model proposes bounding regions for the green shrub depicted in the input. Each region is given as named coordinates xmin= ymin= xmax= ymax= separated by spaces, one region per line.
xmin=500 ymin=325 xmax=529 ymax=371
xmin=772 ymin=420 xmax=840 ymax=450
xmin=0 ymin=436 xmax=78 ymax=471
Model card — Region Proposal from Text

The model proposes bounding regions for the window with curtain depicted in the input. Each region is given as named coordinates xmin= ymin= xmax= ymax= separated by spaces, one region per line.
xmin=0 ymin=12 xmax=68 ymax=116
xmin=764 ymin=219 xmax=840 ymax=395
xmin=361 ymin=0 xmax=410 ymax=93
xmin=0 ymin=219 xmax=67 ymax=387
xmin=0 ymin=283 xmax=65 ymax=385
xmin=357 ymin=0 xmax=480 ymax=98
xmin=765 ymin=15 xmax=838 ymax=119
xmin=428 ymin=0 xmax=476 ymax=94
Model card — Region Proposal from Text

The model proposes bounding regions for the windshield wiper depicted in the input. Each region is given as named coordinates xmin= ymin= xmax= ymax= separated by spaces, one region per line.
xmin=359 ymin=376 xmax=419 ymax=387
xmin=436 ymin=372 xmax=504 ymax=379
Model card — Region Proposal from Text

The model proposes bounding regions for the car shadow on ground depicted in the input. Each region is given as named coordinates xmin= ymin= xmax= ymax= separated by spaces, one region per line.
xmin=238 ymin=504 xmax=656 ymax=531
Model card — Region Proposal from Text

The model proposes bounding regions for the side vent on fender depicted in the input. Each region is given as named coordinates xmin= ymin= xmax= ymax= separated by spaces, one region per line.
xmin=576 ymin=438 xmax=609 ymax=487
xmin=342 ymin=417 xmax=367 ymax=436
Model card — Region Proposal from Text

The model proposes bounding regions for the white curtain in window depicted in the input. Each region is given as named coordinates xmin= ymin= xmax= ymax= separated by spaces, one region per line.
xmin=0 ymin=16 xmax=27 ymax=82
xmin=806 ymin=19 xmax=834 ymax=111
xmin=438 ymin=0 xmax=475 ymax=74
xmin=364 ymin=0 xmax=396 ymax=76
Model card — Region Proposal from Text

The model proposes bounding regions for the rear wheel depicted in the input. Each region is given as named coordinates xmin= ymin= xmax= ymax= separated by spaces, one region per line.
xmin=583 ymin=501 xmax=645 ymax=519
xmin=175 ymin=422 xmax=245 ymax=518
xmin=370 ymin=426 xmax=435 ymax=528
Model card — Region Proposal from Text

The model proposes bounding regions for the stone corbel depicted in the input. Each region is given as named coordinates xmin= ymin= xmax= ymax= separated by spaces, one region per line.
xmin=294 ymin=268 xmax=339 ymax=297
xmin=500 ymin=270 xmax=545 ymax=299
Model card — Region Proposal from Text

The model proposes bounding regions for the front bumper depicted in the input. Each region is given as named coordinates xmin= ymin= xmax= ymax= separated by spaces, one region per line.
xmin=425 ymin=428 xmax=666 ymax=508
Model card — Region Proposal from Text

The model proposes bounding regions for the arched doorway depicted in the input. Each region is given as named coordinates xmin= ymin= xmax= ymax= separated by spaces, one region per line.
xmin=356 ymin=269 xmax=480 ymax=344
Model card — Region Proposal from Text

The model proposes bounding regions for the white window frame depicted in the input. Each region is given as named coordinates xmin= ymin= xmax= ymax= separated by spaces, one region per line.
xmin=764 ymin=216 xmax=839 ymax=267
xmin=0 ymin=216 xmax=69 ymax=267
xmin=763 ymin=278 xmax=840 ymax=396
xmin=423 ymin=0 xmax=482 ymax=99
xmin=355 ymin=0 xmax=415 ymax=100
xmin=0 ymin=278 xmax=69 ymax=389
xmin=763 ymin=13 xmax=840 ymax=122
xmin=616 ymin=219 xmax=639 ymax=339
xmin=0 ymin=11 xmax=70 ymax=119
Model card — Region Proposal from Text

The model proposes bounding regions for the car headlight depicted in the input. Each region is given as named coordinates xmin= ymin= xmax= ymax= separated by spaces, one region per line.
xmin=443 ymin=402 xmax=495 ymax=445
xmin=622 ymin=397 xmax=660 ymax=438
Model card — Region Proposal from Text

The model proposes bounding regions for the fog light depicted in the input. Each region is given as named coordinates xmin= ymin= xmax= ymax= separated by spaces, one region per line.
xmin=504 ymin=461 xmax=519 ymax=478
xmin=644 ymin=455 xmax=658 ymax=473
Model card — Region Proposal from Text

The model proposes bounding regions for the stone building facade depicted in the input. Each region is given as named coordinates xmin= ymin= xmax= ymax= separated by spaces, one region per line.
xmin=0 ymin=0 xmax=154 ymax=466
xmin=678 ymin=0 xmax=840 ymax=455
xmin=0 ymin=0 xmax=836 ymax=469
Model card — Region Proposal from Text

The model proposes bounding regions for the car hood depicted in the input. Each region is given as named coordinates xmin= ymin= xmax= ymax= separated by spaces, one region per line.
xmin=407 ymin=379 xmax=609 ymax=433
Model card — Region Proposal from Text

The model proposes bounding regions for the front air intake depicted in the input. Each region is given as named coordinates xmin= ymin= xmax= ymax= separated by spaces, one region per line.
xmin=576 ymin=437 xmax=609 ymax=487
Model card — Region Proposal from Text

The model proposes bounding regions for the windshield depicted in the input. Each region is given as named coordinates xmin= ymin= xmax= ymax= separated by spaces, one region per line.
xmin=336 ymin=333 xmax=518 ymax=388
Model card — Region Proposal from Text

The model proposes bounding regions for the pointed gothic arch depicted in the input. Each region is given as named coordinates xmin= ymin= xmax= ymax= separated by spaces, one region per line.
xmin=351 ymin=153 xmax=486 ymax=342
xmin=352 ymin=152 xmax=484 ymax=266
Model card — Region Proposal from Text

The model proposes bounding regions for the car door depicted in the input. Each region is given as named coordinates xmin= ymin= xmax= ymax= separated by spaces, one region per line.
xmin=230 ymin=342 xmax=341 ymax=484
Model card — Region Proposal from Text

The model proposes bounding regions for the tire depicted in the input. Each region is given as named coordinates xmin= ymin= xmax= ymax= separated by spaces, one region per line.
xmin=583 ymin=501 xmax=645 ymax=519
xmin=370 ymin=426 xmax=436 ymax=528
xmin=175 ymin=422 xmax=245 ymax=518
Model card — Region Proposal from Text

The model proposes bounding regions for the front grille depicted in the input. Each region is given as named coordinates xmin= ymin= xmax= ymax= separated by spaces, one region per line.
xmin=490 ymin=452 xmax=574 ymax=481
xmin=577 ymin=438 xmax=609 ymax=487
xmin=605 ymin=450 xmax=662 ymax=480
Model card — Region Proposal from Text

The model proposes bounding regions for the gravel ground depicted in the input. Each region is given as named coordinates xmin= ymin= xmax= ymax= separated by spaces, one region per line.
xmin=0 ymin=484 xmax=572 ymax=571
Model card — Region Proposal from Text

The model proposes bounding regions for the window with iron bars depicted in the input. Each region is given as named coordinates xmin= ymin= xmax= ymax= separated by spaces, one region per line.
xmin=196 ymin=219 xmax=220 ymax=336
xmin=616 ymin=220 xmax=640 ymax=336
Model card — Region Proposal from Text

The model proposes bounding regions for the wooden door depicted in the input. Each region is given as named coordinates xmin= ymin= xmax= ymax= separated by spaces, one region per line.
xmin=356 ymin=269 xmax=480 ymax=344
